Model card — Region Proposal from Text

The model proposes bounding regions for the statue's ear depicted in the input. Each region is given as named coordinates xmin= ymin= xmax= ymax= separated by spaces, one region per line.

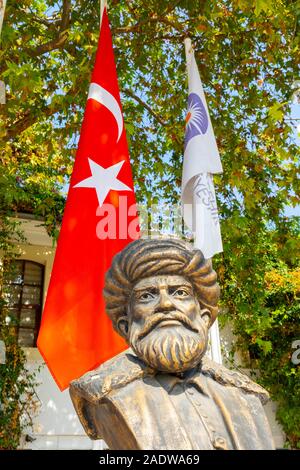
xmin=200 ymin=308 xmax=211 ymax=327
xmin=116 ymin=315 xmax=129 ymax=339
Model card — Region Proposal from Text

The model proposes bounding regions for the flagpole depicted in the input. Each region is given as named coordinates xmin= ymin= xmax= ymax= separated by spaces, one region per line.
xmin=184 ymin=37 xmax=193 ymax=66
xmin=0 ymin=0 xmax=7 ymax=36
xmin=0 ymin=0 xmax=6 ymax=104
xmin=184 ymin=37 xmax=223 ymax=365
xmin=100 ymin=0 xmax=107 ymax=24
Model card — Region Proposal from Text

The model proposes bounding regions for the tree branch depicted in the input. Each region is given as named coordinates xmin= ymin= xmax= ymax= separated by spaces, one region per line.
xmin=151 ymin=33 xmax=186 ymax=42
xmin=25 ymin=0 xmax=71 ymax=58
xmin=19 ymin=7 xmax=59 ymax=28
xmin=60 ymin=0 xmax=71 ymax=32
xmin=123 ymin=89 xmax=167 ymax=127
xmin=123 ymin=89 xmax=182 ymax=146
xmin=26 ymin=30 xmax=69 ymax=58
xmin=6 ymin=106 xmax=55 ymax=139
xmin=114 ymin=12 xmax=185 ymax=35
xmin=6 ymin=84 xmax=78 ymax=139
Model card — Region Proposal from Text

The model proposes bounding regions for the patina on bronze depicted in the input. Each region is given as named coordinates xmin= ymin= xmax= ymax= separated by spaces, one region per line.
xmin=70 ymin=238 xmax=275 ymax=450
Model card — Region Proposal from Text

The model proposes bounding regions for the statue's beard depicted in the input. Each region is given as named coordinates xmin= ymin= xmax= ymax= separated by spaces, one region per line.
xmin=129 ymin=312 xmax=208 ymax=373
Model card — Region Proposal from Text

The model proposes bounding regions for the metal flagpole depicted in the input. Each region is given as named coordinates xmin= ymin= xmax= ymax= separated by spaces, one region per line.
xmin=0 ymin=0 xmax=7 ymax=35
xmin=100 ymin=0 xmax=107 ymax=24
xmin=209 ymin=318 xmax=222 ymax=364
xmin=0 ymin=1 xmax=6 ymax=359
xmin=0 ymin=0 xmax=7 ymax=104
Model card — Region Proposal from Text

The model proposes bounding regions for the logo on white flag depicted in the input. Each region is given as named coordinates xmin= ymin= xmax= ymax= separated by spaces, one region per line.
xmin=185 ymin=93 xmax=208 ymax=150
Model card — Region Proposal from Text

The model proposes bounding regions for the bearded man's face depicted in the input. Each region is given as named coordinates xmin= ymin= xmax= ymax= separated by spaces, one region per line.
xmin=124 ymin=275 xmax=211 ymax=373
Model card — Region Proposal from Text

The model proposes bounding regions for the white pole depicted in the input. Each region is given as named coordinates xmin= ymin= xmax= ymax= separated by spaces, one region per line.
xmin=209 ymin=319 xmax=222 ymax=364
xmin=100 ymin=0 xmax=107 ymax=24
xmin=184 ymin=37 xmax=192 ymax=57
xmin=0 ymin=340 xmax=6 ymax=364
xmin=0 ymin=0 xmax=6 ymax=104
xmin=0 ymin=0 xmax=7 ymax=36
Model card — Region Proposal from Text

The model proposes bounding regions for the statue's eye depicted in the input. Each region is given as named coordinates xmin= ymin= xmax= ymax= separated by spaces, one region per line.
xmin=173 ymin=289 xmax=189 ymax=297
xmin=139 ymin=292 xmax=154 ymax=301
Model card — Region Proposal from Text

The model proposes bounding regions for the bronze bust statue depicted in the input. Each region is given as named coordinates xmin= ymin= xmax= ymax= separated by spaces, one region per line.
xmin=70 ymin=238 xmax=275 ymax=450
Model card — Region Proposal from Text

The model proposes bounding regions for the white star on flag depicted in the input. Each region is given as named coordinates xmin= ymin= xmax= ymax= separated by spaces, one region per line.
xmin=73 ymin=158 xmax=132 ymax=206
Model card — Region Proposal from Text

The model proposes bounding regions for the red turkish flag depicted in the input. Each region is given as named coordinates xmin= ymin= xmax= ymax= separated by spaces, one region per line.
xmin=37 ymin=8 xmax=139 ymax=390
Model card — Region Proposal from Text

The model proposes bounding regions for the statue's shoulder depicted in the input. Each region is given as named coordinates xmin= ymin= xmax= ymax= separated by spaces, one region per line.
xmin=69 ymin=349 xmax=154 ymax=404
xmin=201 ymin=356 xmax=269 ymax=404
xmin=69 ymin=350 xmax=270 ymax=405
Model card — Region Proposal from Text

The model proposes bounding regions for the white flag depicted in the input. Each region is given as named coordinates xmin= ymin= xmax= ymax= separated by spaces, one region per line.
xmin=181 ymin=38 xmax=223 ymax=259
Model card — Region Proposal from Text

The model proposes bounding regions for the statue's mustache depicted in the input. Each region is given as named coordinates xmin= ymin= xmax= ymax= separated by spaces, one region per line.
xmin=137 ymin=312 xmax=199 ymax=341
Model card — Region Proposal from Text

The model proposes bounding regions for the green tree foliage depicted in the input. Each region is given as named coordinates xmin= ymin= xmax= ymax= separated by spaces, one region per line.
xmin=0 ymin=0 xmax=299 ymax=447
xmin=220 ymin=217 xmax=300 ymax=448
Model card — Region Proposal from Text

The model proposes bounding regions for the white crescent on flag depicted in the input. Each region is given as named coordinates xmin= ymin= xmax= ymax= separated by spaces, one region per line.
xmin=88 ymin=82 xmax=123 ymax=142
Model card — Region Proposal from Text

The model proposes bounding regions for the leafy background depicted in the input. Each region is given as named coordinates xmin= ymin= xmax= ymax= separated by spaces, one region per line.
xmin=0 ymin=0 xmax=299 ymax=448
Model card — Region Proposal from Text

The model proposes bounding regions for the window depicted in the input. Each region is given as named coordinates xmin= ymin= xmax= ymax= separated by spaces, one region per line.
xmin=5 ymin=260 xmax=44 ymax=347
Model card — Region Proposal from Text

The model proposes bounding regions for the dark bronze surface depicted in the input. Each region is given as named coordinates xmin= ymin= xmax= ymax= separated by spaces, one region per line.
xmin=70 ymin=238 xmax=275 ymax=450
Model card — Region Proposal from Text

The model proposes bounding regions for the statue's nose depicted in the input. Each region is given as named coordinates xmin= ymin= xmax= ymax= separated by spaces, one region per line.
xmin=155 ymin=290 xmax=173 ymax=313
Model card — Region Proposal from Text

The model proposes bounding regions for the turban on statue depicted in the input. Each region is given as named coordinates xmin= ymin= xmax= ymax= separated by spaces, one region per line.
xmin=104 ymin=238 xmax=220 ymax=336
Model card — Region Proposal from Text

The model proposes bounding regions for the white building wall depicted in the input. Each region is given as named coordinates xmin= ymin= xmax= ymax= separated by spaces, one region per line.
xmin=23 ymin=351 xmax=106 ymax=450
